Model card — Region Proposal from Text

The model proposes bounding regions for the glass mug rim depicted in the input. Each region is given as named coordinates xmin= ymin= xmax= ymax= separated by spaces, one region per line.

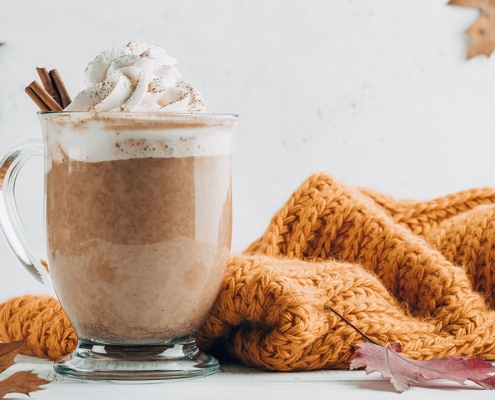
xmin=38 ymin=111 xmax=239 ymax=119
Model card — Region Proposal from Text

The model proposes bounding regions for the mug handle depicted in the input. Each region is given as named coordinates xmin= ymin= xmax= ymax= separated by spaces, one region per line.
xmin=0 ymin=138 xmax=55 ymax=297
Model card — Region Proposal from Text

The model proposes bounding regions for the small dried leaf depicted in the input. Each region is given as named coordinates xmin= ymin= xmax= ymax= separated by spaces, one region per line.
xmin=0 ymin=341 xmax=50 ymax=397
xmin=0 ymin=341 xmax=26 ymax=374
xmin=448 ymin=0 xmax=495 ymax=59
xmin=351 ymin=342 xmax=495 ymax=392
xmin=0 ymin=371 xmax=49 ymax=398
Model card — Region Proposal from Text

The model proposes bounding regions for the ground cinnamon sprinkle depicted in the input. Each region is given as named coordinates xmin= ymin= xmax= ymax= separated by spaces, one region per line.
xmin=2 ymin=173 xmax=495 ymax=369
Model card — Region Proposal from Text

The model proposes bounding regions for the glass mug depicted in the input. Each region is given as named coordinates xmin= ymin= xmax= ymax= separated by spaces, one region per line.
xmin=0 ymin=112 xmax=237 ymax=380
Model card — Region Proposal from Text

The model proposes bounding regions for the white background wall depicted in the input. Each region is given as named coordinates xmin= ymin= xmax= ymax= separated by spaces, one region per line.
xmin=0 ymin=0 xmax=494 ymax=302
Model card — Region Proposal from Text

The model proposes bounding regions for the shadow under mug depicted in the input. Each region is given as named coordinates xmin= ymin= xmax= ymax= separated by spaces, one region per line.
xmin=0 ymin=111 xmax=238 ymax=380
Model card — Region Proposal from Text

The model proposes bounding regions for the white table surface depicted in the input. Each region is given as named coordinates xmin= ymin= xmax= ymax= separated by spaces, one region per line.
xmin=2 ymin=355 xmax=494 ymax=399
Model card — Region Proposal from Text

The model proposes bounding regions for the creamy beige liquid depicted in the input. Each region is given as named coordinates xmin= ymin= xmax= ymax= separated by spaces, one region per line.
xmin=46 ymin=154 xmax=231 ymax=344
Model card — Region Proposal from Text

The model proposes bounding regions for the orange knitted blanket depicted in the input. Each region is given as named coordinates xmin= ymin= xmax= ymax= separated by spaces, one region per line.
xmin=2 ymin=173 xmax=495 ymax=371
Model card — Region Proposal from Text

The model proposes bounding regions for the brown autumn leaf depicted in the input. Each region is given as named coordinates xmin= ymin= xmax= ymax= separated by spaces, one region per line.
xmin=448 ymin=0 xmax=495 ymax=58
xmin=0 ymin=341 xmax=25 ymax=374
xmin=0 ymin=371 xmax=49 ymax=398
xmin=0 ymin=341 xmax=50 ymax=398
xmin=351 ymin=342 xmax=495 ymax=393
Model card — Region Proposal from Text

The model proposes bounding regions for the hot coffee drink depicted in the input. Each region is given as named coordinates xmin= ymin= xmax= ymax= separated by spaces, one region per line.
xmin=0 ymin=41 xmax=238 ymax=380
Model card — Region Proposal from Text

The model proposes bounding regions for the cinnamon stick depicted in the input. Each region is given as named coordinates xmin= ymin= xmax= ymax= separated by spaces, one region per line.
xmin=49 ymin=69 xmax=71 ymax=108
xmin=27 ymin=81 xmax=62 ymax=111
xmin=24 ymin=86 xmax=50 ymax=111
xmin=36 ymin=67 xmax=62 ymax=107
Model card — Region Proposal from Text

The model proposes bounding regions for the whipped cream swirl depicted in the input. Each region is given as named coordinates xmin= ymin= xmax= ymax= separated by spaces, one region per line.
xmin=65 ymin=42 xmax=206 ymax=112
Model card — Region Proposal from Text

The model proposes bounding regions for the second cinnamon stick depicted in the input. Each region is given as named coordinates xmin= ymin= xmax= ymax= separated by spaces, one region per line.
xmin=49 ymin=69 xmax=71 ymax=108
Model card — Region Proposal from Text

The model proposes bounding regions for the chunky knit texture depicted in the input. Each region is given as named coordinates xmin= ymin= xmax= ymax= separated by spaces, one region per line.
xmin=1 ymin=173 xmax=495 ymax=370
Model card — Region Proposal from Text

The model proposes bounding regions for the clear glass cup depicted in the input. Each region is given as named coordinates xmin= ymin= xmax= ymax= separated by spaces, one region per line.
xmin=0 ymin=111 xmax=238 ymax=380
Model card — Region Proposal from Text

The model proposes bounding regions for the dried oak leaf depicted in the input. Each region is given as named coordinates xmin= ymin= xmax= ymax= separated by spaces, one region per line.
xmin=449 ymin=0 xmax=495 ymax=58
xmin=0 ymin=371 xmax=49 ymax=399
xmin=0 ymin=341 xmax=49 ymax=398
xmin=0 ymin=341 xmax=25 ymax=374
xmin=351 ymin=342 xmax=495 ymax=393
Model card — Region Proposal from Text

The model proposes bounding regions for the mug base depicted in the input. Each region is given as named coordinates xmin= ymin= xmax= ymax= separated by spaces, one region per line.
xmin=53 ymin=338 xmax=219 ymax=381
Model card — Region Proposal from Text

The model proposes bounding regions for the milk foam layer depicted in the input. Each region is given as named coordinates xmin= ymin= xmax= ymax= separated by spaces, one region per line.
xmin=41 ymin=112 xmax=236 ymax=165
xmin=65 ymin=42 xmax=206 ymax=113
